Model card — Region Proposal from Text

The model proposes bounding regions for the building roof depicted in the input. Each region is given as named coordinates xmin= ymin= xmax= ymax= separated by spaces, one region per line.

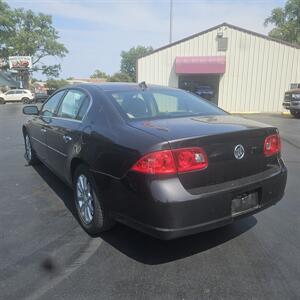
xmin=139 ymin=22 xmax=300 ymax=59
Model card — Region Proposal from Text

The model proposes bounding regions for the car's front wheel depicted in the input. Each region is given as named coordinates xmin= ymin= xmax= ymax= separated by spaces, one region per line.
xmin=73 ymin=164 xmax=115 ymax=235
xmin=24 ymin=133 xmax=39 ymax=165
xmin=0 ymin=97 xmax=5 ymax=104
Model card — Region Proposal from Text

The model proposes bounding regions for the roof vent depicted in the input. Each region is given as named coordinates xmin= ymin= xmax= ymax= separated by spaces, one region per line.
xmin=217 ymin=37 xmax=228 ymax=51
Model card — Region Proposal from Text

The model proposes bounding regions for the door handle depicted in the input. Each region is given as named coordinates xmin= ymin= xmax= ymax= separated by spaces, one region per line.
xmin=41 ymin=128 xmax=46 ymax=133
xmin=63 ymin=135 xmax=72 ymax=143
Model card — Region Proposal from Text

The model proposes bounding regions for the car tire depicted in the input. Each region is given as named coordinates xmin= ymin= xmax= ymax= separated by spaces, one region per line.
xmin=73 ymin=164 xmax=115 ymax=235
xmin=0 ymin=97 xmax=5 ymax=104
xmin=24 ymin=132 xmax=40 ymax=165
xmin=290 ymin=110 xmax=300 ymax=118
xmin=22 ymin=97 xmax=30 ymax=104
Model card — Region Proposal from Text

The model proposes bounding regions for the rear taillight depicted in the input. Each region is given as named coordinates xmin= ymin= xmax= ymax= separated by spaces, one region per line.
xmin=264 ymin=134 xmax=281 ymax=157
xmin=131 ymin=150 xmax=176 ymax=174
xmin=131 ymin=147 xmax=208 ymax=175
xmin=173 ymin=147 xmax=208 ymax=172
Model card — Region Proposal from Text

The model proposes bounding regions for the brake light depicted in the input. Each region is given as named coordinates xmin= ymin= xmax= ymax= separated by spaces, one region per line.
xmin=264 ymin=134 xmax=281 ymax=157
xmin=173 ymin=147 xmax=208 ymax=172
xmin=131 ymin=147 xmax=208 ymax=175
xmin=131 ymin=150 xmax=176 ymax=174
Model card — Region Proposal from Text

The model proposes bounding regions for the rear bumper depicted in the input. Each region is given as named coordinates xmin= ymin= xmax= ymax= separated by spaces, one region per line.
xmin=116 ymin=189 xmax=284 ymax=240
xmin=102 ymin=161 xmax=287 ymax=240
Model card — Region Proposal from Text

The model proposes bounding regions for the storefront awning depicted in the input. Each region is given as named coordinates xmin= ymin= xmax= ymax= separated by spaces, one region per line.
xmin=175 ymin=56 xmax=226 ymax=74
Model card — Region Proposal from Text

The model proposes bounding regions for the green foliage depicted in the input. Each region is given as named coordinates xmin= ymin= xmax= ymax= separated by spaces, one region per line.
xmin=90 ymin=69 xmax=108 ymax=79
xmin=120 ymin=46 xmax=153 ymax=81
xmin=45 ymin=79 xmax=69 ymax=91
xmin=264 ymin=0 xmax=300 ymax=45
xmin=0 ymin=0 xmax=68 ymax=76
xmin=107 ymin=72 xmax=132 ymax=82
xmin=0 ymin=1 xmax=14 ymax=40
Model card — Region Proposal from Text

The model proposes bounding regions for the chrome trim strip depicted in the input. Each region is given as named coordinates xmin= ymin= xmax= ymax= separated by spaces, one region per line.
xmin=31 ymin=136 xmax=67 ymax=157
xmin=90 ymin=169 xmax=120 ymax=180
xmin=50 ymin=116 xmax=82 ymax=123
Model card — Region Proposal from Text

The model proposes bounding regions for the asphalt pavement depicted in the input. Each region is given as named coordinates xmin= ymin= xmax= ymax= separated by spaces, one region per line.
xmin=0 ymin=104 xmax=299 ymax=300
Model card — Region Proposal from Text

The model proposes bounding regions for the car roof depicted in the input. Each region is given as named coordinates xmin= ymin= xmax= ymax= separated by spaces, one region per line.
xmin=71 ymin=82 xmax=178 ymax=92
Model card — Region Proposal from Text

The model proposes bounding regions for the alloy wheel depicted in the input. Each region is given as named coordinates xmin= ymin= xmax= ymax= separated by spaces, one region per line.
xmin=25 ymin=135 xmax=32 ymax=161
xmin=76 ymin=174 xmax=95 ymax=224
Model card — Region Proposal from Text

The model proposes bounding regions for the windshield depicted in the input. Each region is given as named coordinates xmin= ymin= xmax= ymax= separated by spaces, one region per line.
xmin=106 ymin=88 xmax=226 ymax=120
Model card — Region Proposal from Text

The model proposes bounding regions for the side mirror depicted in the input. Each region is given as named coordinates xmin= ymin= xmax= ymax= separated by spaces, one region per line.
xmin=23 ymin=105 xmax=39 ymax=115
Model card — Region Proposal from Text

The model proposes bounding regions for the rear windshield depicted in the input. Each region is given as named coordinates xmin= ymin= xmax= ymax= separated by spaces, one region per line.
xmin=106 ymin=88 xmax=226 ymax=120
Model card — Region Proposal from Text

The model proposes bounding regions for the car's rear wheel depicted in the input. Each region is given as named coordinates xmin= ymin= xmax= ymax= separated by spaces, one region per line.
xmin=24 ymin=133 xmax=39 ymax=165
xmin=73 ymin=164 xmax=115 ymax=235
xmin=22 ymin=97 xmax=30 ymax=104
xmin=0 ymin=97 xmax=5 ymax=104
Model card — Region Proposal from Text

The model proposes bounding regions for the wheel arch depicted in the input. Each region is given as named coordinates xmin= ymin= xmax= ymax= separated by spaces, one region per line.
xmin=70 ymin=157 xmax=88 ymax=182
xmin=70 ymin=157 xmax=111 ymax=190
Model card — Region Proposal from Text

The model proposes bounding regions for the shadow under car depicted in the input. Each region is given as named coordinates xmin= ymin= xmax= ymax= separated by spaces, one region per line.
xmin=33 ymin=163 xmax=257 ymax=265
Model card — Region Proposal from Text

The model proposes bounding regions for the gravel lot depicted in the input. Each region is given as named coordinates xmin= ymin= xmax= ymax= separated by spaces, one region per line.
xmin=0 ymin=104 xmax=299 ymax=300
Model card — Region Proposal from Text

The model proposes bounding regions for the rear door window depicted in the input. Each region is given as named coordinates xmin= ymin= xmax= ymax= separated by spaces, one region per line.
xmin=57 ymin=90 xmax=88 ymax=120
xmin=76 ymin=97 xmax=90 ymax=120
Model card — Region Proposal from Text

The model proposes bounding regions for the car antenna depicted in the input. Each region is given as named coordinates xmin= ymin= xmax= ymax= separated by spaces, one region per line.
xmin=138 ymin=81 xmax=147 ymax=90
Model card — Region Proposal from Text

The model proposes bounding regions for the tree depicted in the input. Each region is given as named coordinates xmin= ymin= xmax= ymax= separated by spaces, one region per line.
xmin=0 ymin=1 xmax=15 ymax=62
xmin=45 ymin=79 xmax=69 ymax=91
xmin=90 ymin=69 xmax=108 ymax=79
xmin=120 ymin=46 xmax=153 ymax=81
xmin=264 ymin=0 xmax=300 ymax=45
xmin=0 ymin=0 xmax=68 ymax=77
xmin=0 ymin=1 xmax=14 ymax=42
xmin=107 ymin=72 xmax=132 ymax=82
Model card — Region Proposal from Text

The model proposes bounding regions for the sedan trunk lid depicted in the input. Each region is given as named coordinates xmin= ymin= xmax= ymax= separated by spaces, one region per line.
xmin=129 ymin=115 xmax=280 ymax=190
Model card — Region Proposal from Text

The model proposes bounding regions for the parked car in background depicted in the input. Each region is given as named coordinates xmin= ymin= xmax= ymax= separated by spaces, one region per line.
xmin=0 ymin=89 xmax=35 ymax=104
xmin=194 ymin=85 xmax=214 ymax=100
xmin=34 ymin=91 xmax=48 ymax=103
xmin=283 ymin=88 xmax=300 ymax=118
xmin=22 ymin=83 xmax=287 ymax=240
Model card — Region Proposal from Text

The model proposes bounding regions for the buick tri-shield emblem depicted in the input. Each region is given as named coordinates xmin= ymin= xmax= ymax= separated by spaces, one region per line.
xmin=234 ymin=144 xmax=245 ymax=160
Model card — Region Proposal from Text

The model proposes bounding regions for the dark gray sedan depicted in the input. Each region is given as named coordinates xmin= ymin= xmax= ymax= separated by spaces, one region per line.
xmin=22 ymin=83 xmax=287 ymax=239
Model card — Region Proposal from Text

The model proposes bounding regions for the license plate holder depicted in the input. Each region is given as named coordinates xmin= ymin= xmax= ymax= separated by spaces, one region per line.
xmin=231 ymin=191 xmax=259 ymax=216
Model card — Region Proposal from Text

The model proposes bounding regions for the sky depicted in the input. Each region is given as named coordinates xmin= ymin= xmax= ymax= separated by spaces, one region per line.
xmin=7 ymin=0 xmax=285 ymax=79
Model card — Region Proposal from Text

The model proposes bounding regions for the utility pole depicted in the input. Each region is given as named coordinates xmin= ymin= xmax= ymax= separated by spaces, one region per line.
xmin=169 ymin=0 xmax=173 ymax=44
